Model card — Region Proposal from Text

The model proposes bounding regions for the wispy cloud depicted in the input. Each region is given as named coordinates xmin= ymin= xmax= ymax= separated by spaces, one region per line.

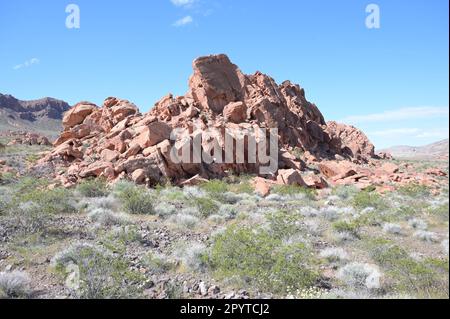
xmin=341 ymin=106 xmax=449 ymax=124
xmin=170 ymin=0 xmax=196 ymax=8
xmin=370 ymin=128 xmax=421 ymax=137
xmin=13 ymin=58 xmax=40 ymax=70
xmin=369 ymin=127 xmax=449 ymax=139
xmin=172 ymin=15 xmax=193 ymax=27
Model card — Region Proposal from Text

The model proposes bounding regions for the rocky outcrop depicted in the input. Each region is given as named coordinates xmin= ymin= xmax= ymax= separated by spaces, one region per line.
xmin=326 ymin=121 xmax=375 ymax=162
xmin=2 ymin=131 xmax=51 ymax=146
xmin=35 ymin=54 xmax=442 ymax=191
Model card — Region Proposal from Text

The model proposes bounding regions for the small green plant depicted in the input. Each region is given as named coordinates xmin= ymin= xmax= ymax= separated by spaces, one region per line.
xmin=332 ymin=220 xmax=360 ymax=238
xmin=208 ymin=225 xmax=318 ymax=294
xmin=15 ymin=186 xmax=77 ymax=215
xmin=352 ymin=189 xmax=385 ymax=210
xmin=428 ymin=203 xmax=449 ymax=222
xmin=192 ymin=197 xmax=219 ymax=218
xmin=77 ymin=178 xmax=109 ymax=198
xmin=370 ymin=244 xmax=449 ymax=298
xmin=144 ymin=252 xmax=174 ymax=274
xmin=398 ymin=183 xmax=431 ymax=197
xmin=266 ymin=210 xmax=302 ymax=240
xmin=114 ymin=181 xmax=155 ymax=215
xmin=0 ymin=271 xmax=31 ymax=299
xmin=272 ymin=184 xmax=316 ymax=200
xmin=200 ymin=179 xmax=229 ymax=194
xmin=52 ymin=243 xmax=144 ymax=299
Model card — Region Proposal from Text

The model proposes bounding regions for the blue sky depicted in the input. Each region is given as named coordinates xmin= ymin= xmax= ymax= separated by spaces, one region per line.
xmin=0 ymin=0 xmax=448 ymax=149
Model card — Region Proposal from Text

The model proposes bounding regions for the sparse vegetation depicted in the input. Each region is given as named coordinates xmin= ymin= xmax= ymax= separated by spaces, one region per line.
xmin=0 ymin=142 xmax=448 ymax=299
xmin=207 ymin=225 xmax=318 ymax=294
xmin=77 ymin=178 xmax=109 ymax=198
xmin=113 ymin=181 xmax=155 ymax=215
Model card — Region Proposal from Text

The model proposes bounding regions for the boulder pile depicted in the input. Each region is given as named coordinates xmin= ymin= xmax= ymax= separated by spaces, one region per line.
xmin=3 ymin=131 xmax=51 ymax=146
xmin=35 ymin=54 xmax=446 ymax=191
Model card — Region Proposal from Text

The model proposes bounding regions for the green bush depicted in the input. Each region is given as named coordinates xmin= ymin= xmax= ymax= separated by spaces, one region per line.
xmin=371 ymin=244 xmax=449 ymax=298
xmin=352 ymin=189 xmax=385 ymax=210
xmin=13 ymin=202 xmax=53 ymax=234
xmin=16 ymin=187 xmax=77 ymax=215
xmin=266 ymin=210 xmax=302 ymax=240
xmin=77 ymin=178 xmax=109 ymax=198
xmin=52 ymin=243 xmax=144 ymax=299
xmin=398 ymin=183 xmax=431 ymax=197
xmin=200 ymin=179 xmax=229 ymax=194
xmin=192 ymin=197 xmax=219 ymax=218
xmin=208 ymin=225 xmax=318 ymax=294
xmin=114 ymin=181 xmax=155 ymax=215
xmin=428 ymin=203 xmax=449 ymax=222
xmin=332 ymin=220 xmax=360 ymax=237
xmin=271 ymin=184 xmax=316 ymax=200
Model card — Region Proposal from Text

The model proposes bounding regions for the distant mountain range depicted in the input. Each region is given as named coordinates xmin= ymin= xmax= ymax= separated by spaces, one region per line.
xmin=0 ymin=93 xmax=71 ymax=138
xmin=380 ymin=139 xmax=449 ymax=161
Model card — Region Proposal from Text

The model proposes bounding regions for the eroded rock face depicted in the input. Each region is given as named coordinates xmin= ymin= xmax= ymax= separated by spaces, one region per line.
xmin=35 ymin=54 xmax=441 ymax=192
xmin=326 ymin=121 xmax=375 ymax=162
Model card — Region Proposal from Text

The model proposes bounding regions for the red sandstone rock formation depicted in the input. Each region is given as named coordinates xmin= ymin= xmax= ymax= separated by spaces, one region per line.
xmin=35 ymin=54 xmax=443 ymax=192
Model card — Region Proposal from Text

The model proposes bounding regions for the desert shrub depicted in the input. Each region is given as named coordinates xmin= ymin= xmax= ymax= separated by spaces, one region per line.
xmin=217 ymin=204 xmax=238 ymax=220
xmin=229 ymin=180 xmax=254 ymax=194
xmin=144 ymin=252 xmax=174 ymax=274
xmin=332 ymin=220 xmax=360 ymax=238
xmin=319 ymin=247 xmax=349 ymax=263
xmin=87 ymin=208 xmax=129 ymax=227
xmin=413 ymin=230 xmax=439 ymax=243
xmin=167 ymin=213 xmax=200 ymax=228
xmin=52 ymin=242 xmax=144 ymax=299
xmin=77 ymin=178 xmax=109 ymax=198
xmin=172 ymin=242 xmax=207 ymax=272
xmin=352 ymin=189 xmax=385 ymax=210
xmin=87 ymin=195 xmax=120 ymax=211
xmin=331 ymin=185 xmax=359 ymax=200
xmin=191 ymin=197 xmax=219 ymax=218
xmin=0 ymin=195 xmax=9 ymax=215
xmin=266 ymin=210 xmax=302 ymax=240
xmin=114 ymin=181 xmax=155 ymax=215
xmin=370 ymin=244 xmax=449 ymax=297
xmin=183 ymin=186 xmax=206 ymax=198
xmin=0 ymin=271 xmax=31 ymax=298
xmin=15 ymin=186 xmax=77 ymax=215
xmin=101 ymin=226 xmax=143 ymax=250
xmin=154 ymin=202 xmax=177 ymax=217
xmin=208 ymin=225 xmax=318 ymax=294
xmin=265 ymin=194 xmax=283 ymax=202
xmin=428 ymin=203 xmax=449 ymax=222
xmin=200 ymin=179 xmax=228 ymax=195
xmin=12 ymin=202 xmax=53 ymax=234
xmin=398 ymin=183 xmax=431 ymax=197
xmin=337 ymin=263 xmax=382 ymax=290
xmin=271 ymin=185 xmax=316 ymax=200
xmin=408 ymin=218 xmax=428 ymax=230
xmin=382 ymin=223 xmax=403 ymax=235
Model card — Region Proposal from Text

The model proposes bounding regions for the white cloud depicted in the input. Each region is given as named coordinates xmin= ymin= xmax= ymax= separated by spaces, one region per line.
xmin=172 ymin=15 xmax=193 ymax=27
xmin=13 ymin=58 xmax=40 ymax=70
xmin=341 ymin=106 xmax=449 ymax=124
xmin=370 ymin=128 xmax=420 ymax=137
xmin=171 ymin=0 xmax=196 ymax=8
